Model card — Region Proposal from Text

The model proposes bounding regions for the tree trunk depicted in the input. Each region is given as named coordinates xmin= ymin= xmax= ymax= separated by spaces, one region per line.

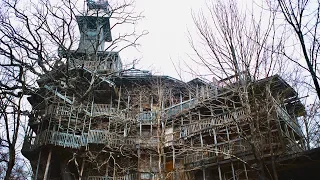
xmin=4 ymin=146 xmax=15 ymax=180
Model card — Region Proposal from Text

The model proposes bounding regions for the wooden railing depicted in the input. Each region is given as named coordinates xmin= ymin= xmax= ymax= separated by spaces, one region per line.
xmin=136 ymin=137 xmax=159 ymax=148
xmin=184 ymin=139 xmax=251 ymax=164
xmin=69 ymin=59 xmax=112 ymax=72
xmin=92 ymin=104 xmax=118 ymax=116
xmin=179 ymin=109 xmax=246 ymax=138
xmin=46 ymin=104 xmax=73 ymax=117
xmin=276 ymin=105 xmax=303 ymax=136
xmin=164 ymin=98 xmax=198 ymax=118
xmin=87 ymin=173 xmax=138 ymax=180
xmin=23 ymin=130 xmax=136 ymax=151
xmin=137 ymin=111 xmax=157 ymax=124
xmin=45 ymin=103 xmax=119 ymax=117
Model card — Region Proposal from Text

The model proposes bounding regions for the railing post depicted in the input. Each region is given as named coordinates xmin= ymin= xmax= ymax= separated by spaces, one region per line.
xmin=43 ymin=149 xmax=52 ymax=180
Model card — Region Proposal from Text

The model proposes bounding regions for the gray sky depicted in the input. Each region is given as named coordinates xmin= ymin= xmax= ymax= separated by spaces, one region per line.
xmin=120 ymin=0 xmax=208 ymax=81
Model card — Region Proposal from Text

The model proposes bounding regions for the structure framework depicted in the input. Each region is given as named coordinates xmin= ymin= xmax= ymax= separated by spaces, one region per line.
xmin=22 ymin=1 xmax=306 ymax=179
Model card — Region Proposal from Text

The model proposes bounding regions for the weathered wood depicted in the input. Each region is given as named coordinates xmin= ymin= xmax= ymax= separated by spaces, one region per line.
xmin=35 ymin=150 xmax=41 ymax=180
xmin=79 ymin=159 xmax=85 ymax=180
xmin=244 ymin=163 xmax=248 ymax=180
xmin=218 ymin=164 xmax=222 ymax=180
xmin=43 ymin=149 xmax=52 ymax=180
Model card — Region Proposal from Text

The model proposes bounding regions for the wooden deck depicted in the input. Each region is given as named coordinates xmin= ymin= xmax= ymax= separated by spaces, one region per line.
xmin=69 ymin=59 xmax=113 ymax=72
xmin=87 ymin=173 xmax=138 ymax=180
xmin=180 ymin=109 xmax=246 ymax=137
xmin=45 ymin=103 xmax=121 ymax=118
xmin=184 ymin=139 xmax=251 ymax=164
xmin=23 ymin=130 xmax=136 ymax=151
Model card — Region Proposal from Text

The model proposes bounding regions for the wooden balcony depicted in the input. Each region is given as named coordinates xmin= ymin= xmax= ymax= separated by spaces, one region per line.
xmin=184 ymin=139 xmax=251 ymax=164
xmin=69 ymin=59 xmax=113 ymax=72
xmin=137 ymin=111 xmax=157 ymax=124
xmin=276 ymin=105 xmax=303 ymax=136
xmin=179 ymin=109 xmax=246 ymax=138
xmin=136 ymin=137 xmax=159 ymax=149
xmin=22 ymin=130 xmax=136 ymax=151
xmin=164 ymin=98 xmax=198 ymax=118
xmin=91 ymin=104 xmax=118 ymax=117
xmin=87 ymin=173 xmax=138 ymax=180
xmin=44 ymin=103 xmax=120 ymax=118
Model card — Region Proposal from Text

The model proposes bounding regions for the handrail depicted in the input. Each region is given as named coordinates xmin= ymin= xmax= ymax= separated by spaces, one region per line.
xmin=44 ymin=103 xmax=120 ymax=117
xmin=179 ymin=109 xmax=246 ymax=137
xmin=184 ymin=139 xmax=251 ymax=164
xmin=87 ymin=173 xmax=139 ymax=180
xmin=136 ymin=111 xmax=156 ymax=122
xmin=275 ymin=105 xmax=303 ymax=136
xmin=22 ymin=130 xmax=136 ymax=151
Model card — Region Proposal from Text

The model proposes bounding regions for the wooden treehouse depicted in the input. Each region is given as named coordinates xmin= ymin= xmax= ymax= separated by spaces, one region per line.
xmin=22 ymin=1 xmax=306 ymax=180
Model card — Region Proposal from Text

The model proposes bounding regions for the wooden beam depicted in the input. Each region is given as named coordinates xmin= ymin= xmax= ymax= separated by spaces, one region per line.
xmin=35 ymin=150 xmax=42 ymax=180
xmin=218 ymin=164 xmax=222 ymax=180
xmin=244 ymin=163 xmax=248 ymax=180
xmin=43 ymin=149 xmax=52 ymax=180
xmin=79 ymin=159 xmax=85 ymax=180
xmin=117 ymin=86 xmax=121 ymax=111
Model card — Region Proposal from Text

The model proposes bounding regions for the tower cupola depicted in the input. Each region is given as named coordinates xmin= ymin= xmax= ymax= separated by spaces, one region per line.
xmin=77 ymin=0 xmax=112 ymax=53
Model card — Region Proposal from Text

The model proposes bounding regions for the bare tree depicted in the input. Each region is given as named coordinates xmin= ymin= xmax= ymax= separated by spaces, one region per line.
xmin=0 ymin=0 xmax=146 ymax=179
xmin=177 ymin=0 xmax=306 ymax=179
xmin=267 ymin=0 xmax=320 ymax=100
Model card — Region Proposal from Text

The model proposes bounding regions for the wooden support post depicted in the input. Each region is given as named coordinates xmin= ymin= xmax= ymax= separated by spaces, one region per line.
xmin=150 ymin=122 xmax=153 ymax=135
xmin=105 ymin=160 xmax=109 ymax=177
xmin=200 ymin=133 xmax=203 ymax=147
xmin=110 ymin=94 xmax=113 ymax=109
xmin=180 ymin=92 xmax=182 ymax=111
xmin=66 ymin=98 xmax=73 ymax=134
xmin=35 ymin=149 xmax=42 ymax=180
xmin=231 ymin=162 xmax=236 ymax=180
xmin=43 ymin=149 xmax=52 ymax=180
xmin=173 ymin=145 xmax=176 ymax=180
xmin=243 ymin=163 xmax=248 ymax=180
xmin=181 ymin=116 xmax=183 ymax=126
xmin=140 ymin=122 xmax=142 ymax=136
xmin=213 ymin=128 xmax=218 ymax=155
xmin=284 ymin=124 xmax=289 ymax=137
xmin=79 ymin=159 xmax=85 ymax=180
xmin=151 ymin=96 xmax=153 ymax=111
xmin=127 ymin=95 xmax=130 ymax=109
xmin=196 ymin=84 xmax=199 ymax=98
xmin=139 ymin=93 xmax=142 ymax=112
xmin=218 ymin=164 xmax=222 ymax=180
xmin=150 ymin=154 xmax=152 ymax=169
xmin=117 ymin=86 xmax=121 ymax=111
xmin=226 ymin=127 xmax=230 ymax=140
xmin=226 ymin=126 xmax=230 ymax=157
xmin=202 ymin=169 xmax=206 ymax=180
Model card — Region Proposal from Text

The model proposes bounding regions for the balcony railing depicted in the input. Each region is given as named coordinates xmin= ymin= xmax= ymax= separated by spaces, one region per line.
xmin=92 ymin=104 xmax=118 ymax=116
xmin=87 ymin=173 xmax=138 ymax=180
xmin=164 ymin=98 xmax=198 ymax=118
xmin=69 ymin=59 xmax=112 ymax=72
xmin=276 ymin=105 xmax=303 ymax=136
xmin=179 ymin=109 xmax=246 ymax=138
xmin=137 ymin=111 xmax=157 ymax=124
xmin=136 ymin=137 xmax=159 ymax=149
xmin=22 ymin=130 xmax=136 ymax=151
xmin=184 ymin=139 xmax=251 ymax=164
xmin=44 ymin=103 xmax=119 ymax=118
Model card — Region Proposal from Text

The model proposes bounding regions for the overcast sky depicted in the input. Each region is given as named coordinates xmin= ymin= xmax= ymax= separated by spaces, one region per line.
xmin=117 ymin=0 xmax=264 ymax=82
xmin=119 ymin=0 xmax=208 ymax=81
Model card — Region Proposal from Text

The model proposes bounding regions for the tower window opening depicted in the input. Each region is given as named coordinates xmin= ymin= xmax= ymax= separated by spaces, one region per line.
xmin=87 ymin=21 xmax=97 ymax=30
